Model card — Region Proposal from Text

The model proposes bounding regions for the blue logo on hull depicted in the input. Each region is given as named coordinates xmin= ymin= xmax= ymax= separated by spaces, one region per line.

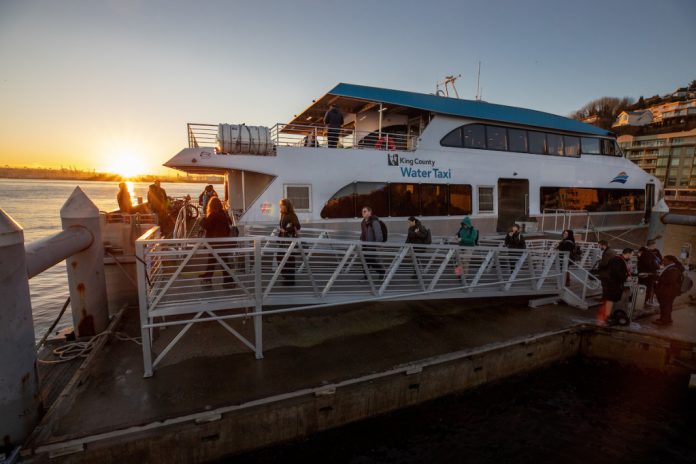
xmin=610 ymin=172 xmax=628 ymax=184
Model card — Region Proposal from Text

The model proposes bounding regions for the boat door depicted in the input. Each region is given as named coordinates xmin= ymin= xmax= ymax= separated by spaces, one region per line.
xmin=497 ymin=178 xmax=529 ymax=232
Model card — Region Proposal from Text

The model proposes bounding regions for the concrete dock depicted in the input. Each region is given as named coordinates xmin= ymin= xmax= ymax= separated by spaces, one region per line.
xmin=22 ymin=295 xmax=696 ymax=463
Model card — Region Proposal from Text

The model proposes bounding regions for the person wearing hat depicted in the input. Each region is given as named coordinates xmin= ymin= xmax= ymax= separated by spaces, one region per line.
xmin=455 ymin=216 xmax=478 ymax=247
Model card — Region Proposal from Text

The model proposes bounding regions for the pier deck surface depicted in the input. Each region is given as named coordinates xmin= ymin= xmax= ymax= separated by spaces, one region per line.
xmin=26 ymin=294 xmax=696 ymax=454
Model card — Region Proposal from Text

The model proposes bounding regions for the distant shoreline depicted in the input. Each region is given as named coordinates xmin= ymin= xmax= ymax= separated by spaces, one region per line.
xmin=0 ymin=167 xmax=222 ymax=184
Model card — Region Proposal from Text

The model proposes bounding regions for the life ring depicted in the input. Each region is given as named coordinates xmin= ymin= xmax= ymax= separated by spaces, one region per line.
xmin=375 ymin=135 xmax=396 ymax=150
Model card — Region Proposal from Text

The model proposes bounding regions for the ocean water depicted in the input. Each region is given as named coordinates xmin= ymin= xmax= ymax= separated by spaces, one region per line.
xmin=0 ymin=178 xmax=222 ymax=341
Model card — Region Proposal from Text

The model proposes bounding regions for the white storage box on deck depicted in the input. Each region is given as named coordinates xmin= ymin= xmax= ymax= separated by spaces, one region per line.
xmin=217 ymin=124 xmax=272 ymax=155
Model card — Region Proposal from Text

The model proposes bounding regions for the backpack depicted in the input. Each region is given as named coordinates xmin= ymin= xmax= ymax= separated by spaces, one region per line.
xmin=680 ymin=272 xmax=693 ymax=295
xmin=570 ymin=244 xmax=583 ymax=262
xmin=423 ymin=227 xmax=432 ymax=245
xmin=378 ymin=219 xmax=388 ymax=242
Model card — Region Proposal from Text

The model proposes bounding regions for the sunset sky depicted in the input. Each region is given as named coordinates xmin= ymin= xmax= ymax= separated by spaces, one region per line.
xmin=1 ymin=0 xmax=694 ymax=176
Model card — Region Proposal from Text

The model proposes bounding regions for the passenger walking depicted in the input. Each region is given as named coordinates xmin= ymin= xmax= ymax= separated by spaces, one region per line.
xmin=277 ymin=198 xmax=301 ymax=286
xmin=653 ymin=255 xmax=684 ymax=326
xmin=504 ymin=224 xmax=526 ymax=249
xmin=360 ymin=206 xmax=385 ymax=279
xmin=637 ymin=246 xmax=660 ymax=305
xmin=406 ymin=216 xmax=431 ymax=279
xmin=455 ymin=217 xmax=478 ymax=247
xmin=406 ymin=216 xmax=431 ymax=245
xmin=323 ymin=104 xmax=344 ymax=148
xmin=200 ymin=197 xmax=233 ymax=287
xmin=599 ymin=248 xmax=633 ymax=325
xmin=198 ymin=185 xmax=218 ymax=217
xmin=556 ymin=229 xmax=576 ymax=256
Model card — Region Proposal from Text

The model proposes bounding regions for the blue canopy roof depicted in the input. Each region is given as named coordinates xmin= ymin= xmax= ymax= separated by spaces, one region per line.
xmin=328 ymin=83 xmax=612 ymax=137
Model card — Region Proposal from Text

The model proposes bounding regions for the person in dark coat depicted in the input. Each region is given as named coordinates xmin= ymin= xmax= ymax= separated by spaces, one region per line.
xmin=599 ymin=248 xmax=632 ymax=324
xmin=277 ymin=198 xmax=301 ymax=286
xmin=406 ymin=216 xmax=429 ymax=245
xmin=200 ymin=197 xmax=233 ymax=286
xmin=323 ymin=104 xmax=344 ymax=148
xmin=653 ymin=255 xmax=683 ymax=325
xmin=637 ymin=246 xmax=660 ymax=304
xmin=504 ymin=224 xmax=526 ymax=249
xmin=198 ymin=185 xmax=218 ymax=217
xmin=557 ymin=229 xmax=576 ymax=255
xmin=596 ymin=240 xmax=616 ymax=281
xmin=646 ymin=239 xmax=663 ymax=267
xmin=360 ymin=206 xmax=384 ymax=279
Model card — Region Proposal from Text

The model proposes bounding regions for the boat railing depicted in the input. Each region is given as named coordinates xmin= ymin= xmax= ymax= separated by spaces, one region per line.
xmin=187 ymin=122 xmax=418 ymax=152
xmin=270 ymin=123 xmax=418 ymax=151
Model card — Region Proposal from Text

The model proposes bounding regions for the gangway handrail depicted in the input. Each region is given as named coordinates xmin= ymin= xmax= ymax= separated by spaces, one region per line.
xmin=135 ymin=233 xmax=569 ymax=377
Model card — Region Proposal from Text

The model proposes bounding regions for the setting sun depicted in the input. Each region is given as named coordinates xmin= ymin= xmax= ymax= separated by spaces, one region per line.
xmin=104 ymin=152 xmax=146 ymax=178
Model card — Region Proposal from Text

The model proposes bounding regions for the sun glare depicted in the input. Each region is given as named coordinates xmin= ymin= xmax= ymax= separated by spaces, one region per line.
xmin=107 ymin=152 xmax=145 ymax=178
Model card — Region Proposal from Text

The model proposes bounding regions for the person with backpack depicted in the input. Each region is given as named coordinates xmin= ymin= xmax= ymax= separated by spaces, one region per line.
xmin=455 ymin=217 xmax=478 ymax=247
xmin=653 ymin=255 xmax=684 ymax=326
xmin=360 ymin=206 xmax=385 ymax=279
xmin=557 ymin=229 xmax=577 ymax=257
xmin=599 ymin=248 xmax=633 ymax=325
xmin=504 ymin=224 xmax=526 ymax=249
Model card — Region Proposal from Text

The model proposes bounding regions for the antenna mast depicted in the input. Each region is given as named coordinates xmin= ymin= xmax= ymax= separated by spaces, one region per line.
xmin=475 ymin=61 xmax=482 ymax=101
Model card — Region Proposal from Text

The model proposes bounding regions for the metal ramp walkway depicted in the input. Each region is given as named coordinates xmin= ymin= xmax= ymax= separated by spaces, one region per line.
xmin=135 ymin=231 xmax=602 ymax=376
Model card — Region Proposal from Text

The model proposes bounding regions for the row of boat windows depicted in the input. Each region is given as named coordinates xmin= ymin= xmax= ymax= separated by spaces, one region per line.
xmin=440 ymin=124 xmax=621 ymax=157
xmin=320 ymin=183 xmax=475 ymax=219
xmin=320 ymin=183 xmax=646 ymax=218
xmin=541 ymin=187 xmax=645 ymax=212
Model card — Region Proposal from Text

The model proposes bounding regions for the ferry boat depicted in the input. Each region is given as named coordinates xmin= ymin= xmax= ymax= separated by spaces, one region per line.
xmin=164 ymin=83 xmax=661 ymax=236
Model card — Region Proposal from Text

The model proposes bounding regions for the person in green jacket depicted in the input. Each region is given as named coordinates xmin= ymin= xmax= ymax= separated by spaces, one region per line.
xmin=455 ymin=216 xmax=479 ymax=247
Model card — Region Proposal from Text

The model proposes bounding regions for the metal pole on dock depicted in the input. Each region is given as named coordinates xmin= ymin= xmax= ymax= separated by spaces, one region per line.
xmin=60 ymin=187 xmax=109 ymax=337
xmin=0 ymin=209 xmax=40 ymax=447
xmin=647 ymin=199 xmax=669 ymax=251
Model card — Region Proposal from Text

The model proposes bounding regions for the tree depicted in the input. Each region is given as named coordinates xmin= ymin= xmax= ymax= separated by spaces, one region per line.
xmin=571 ymin=96 xmax=635 ymax=129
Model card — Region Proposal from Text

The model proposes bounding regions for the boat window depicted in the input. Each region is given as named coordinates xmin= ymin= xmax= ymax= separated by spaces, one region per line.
xmin=440 ymin=127 xmax=462 ymax=147
xmin=390 ymin=183 xmax=420 ymax=217
xmin=602 ymin=139 xmax=616 ymax=156
xmin=508 ymin=129 xmax=528 ymax=153
xmin=322 ymin=182 xmax=473 ymax=218
xmin=284 ymin=184 xmax=311 ymax=212
xmin=320 ymin=183 xmax=356 ymax=218
xmin=581 ymin=137 xmax=601 ymax=154
xmin=421 ymin=184 xmax=448 ymax=216
xmin=486 ymin=126 xmax=507 ymax=151
xmin=449 ymin=185 xmax=473 ymax=215
xmin=478 ymin=186 xmax=495 ymax=213
xmin=528 ymin=131 xmax=546 ymax=155
xmin=547 ymin=134 xmax=564 ymax=156
xmin=463 ymin=124 xmax=486 ymax=149
xmin=563 ymin=136 xmax=580 ymax=157
xmin=540 ymin=187 xmax=645 ymax=212
xmin=356 ymin=182 xmax=389 ymax=218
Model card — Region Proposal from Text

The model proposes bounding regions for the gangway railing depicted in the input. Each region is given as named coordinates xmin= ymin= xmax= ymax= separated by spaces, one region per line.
xmin=135 ymin=231 xmax=571 ymax=377
xmin=540 ymin=209 xmax=593 ymax=240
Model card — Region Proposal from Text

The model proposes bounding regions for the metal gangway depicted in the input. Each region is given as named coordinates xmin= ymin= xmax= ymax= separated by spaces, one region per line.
xmin=135 ymin=230 xmax=602 ymax=377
